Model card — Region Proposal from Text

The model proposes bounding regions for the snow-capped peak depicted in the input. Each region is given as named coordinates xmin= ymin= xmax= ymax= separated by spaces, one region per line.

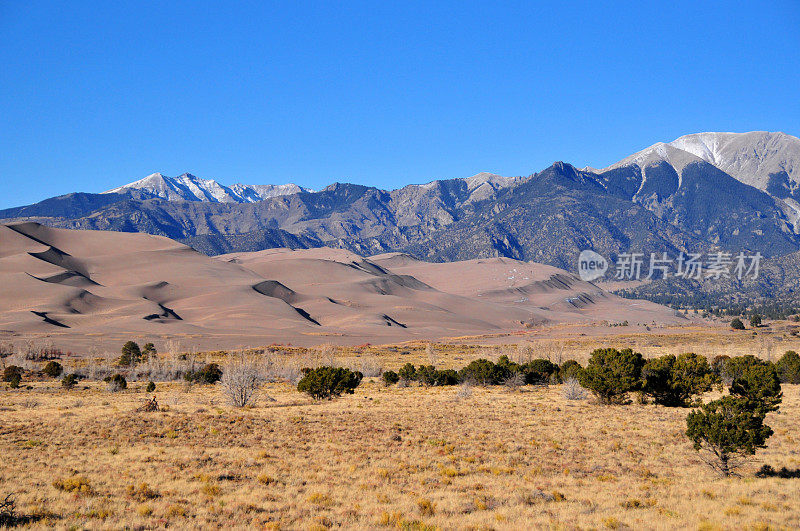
xmin=664 ymin=131 xmax=800 ymax=190
xmin=230 ymin=183 xmax=312 ymax=201
xmin=602 ymin=141 xmax=705 ymax=179
xmin=599 ymin=131 xmax=800 ymax=192
xmin=104 ymin=173 xmax=312 ymax=203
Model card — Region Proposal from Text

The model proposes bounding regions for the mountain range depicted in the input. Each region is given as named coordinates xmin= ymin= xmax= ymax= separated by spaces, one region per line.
xmin=2 ymin=131 xmax=799 ymax=288
xmin=105 ymin=172 xmax=313 ymax=203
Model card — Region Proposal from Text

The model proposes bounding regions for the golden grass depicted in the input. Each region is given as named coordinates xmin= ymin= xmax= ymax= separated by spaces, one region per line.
xmin=1 ymin=374 xmax=799 ymax=529
xmin=254 ymin=322 xmax=800 ymax=370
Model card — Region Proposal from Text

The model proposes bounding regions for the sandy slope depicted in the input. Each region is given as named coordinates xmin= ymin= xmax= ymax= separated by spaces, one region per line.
xmin=368 ymin=252 xmax=675 ymax=324
xmin=0 ymin=223 xmax=685 ymax=350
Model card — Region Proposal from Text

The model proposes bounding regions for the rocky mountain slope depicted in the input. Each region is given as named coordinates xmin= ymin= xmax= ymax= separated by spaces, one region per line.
xmin=598 ymin=131 xmax=800 ymax=230
xmin=617 ymin=131 xmax=800 ymax=192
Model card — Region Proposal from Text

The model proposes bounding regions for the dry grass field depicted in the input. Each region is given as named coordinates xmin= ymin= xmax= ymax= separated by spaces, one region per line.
xmin=1 ymin=358 xmax=799 ymax=530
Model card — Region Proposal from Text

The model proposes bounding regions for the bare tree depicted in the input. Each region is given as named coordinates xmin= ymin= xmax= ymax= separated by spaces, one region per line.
xmin=425 ymin=343 xmax=438 ymax=365
xmin=504 ymin=373 xmax=525 ymax=392
xmin=562 ymin=377 xmax=588 ymax=400
xmin=318 ymin=344 xmax=337 ymax=366
xmin=221 ymin=354 xmax=264 ymax=407
xmin=455 ymin=381 xmax=473 ymax=400
xmin=358 ymin=357 xmax=383 ymax=378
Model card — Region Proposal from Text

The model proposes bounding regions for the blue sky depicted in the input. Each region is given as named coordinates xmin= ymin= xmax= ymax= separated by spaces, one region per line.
xmin=1 ymin=1 xmax=799 ymax=209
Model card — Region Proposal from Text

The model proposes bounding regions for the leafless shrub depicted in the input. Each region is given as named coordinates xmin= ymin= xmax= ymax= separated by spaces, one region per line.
xmin=78 ymin=349 xmax=115 ymax=381
xmin=22 ymin=340 xmax=64 ymax=362
xmin=154 ymin=340 xmax=194 ymax=381
xmin=0 ymin=343 xmax=15 ymax=364
xmin=425 ymin=343 xmax=438 ymax=365
xmin=256 ymin=351 xmax=278 ymax=382
xmin=562 ymin=377 xmax=588 ymax=400
xmin=136 ymin=396 xmax=159 ymax=412
xmin=455 ymin=381 xmax=473 ymax=400
xmin=118 ymin=342 xmax=215 ymax=382
xmin=106 ymin=375 xmax=127 ymax=392
xmin=165 ymin=339 xmax=182 ymax=358
xmin=259 ymin=351 xmax=304 ymax=383
xmin=129 ymin=357 xmax=160 ymax=382
xmin=3 ymin=349 xmax=35 ymax=372
xmin=221 ymin=354 xmax=264 ymax=407
xmin=274 ymin=363 xmax=302 ymax=384
xmin=358 ymin=358 xmax=383 ymax=378
xmin=0 ymin=493 xmax=17 ymax=527
xmin=517 ymin=488 xmax=560 ymax=505
xmin=318 ymin=344 xmax=337 ymax=366
xmin=498 ymin=344 xmax=519 ymax=364
xmin=759 ymin=337 xmax=776 ymax=362
xmin=504 ymin=373 xmax=525 ymax=392
xmin=397 ymin=378 xmax=410 ymax=388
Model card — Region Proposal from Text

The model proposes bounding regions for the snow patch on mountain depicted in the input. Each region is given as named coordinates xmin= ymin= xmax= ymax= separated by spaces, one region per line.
xmin=603 ymin=142 xmax=705 ymax=180
xmin=601 ymin=131 xmax=800 ymax=193
xmin=105 ymin=173 xmax=312 ymax=203
xmin=666 ymin=131 xmax=800 ymax=190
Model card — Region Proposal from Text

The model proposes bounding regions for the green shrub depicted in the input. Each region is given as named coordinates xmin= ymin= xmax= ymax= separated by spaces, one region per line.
xmin=297 ymin=366 xmax=363 ymax=399
xmin=105 ymin=374 xmax=127 ymax=392
xmin=412 ymin=365 xmax=460 ymax=386
xmin=579 ymin=348 xmax=644 ymax=404
xmin=42 ymin=361 xmax=63 ymax=378
xmin=727 ymin=356 xmax=782 ymax=413
xmin=458 ymin=359 xmax=493 ymax=385
xmin=142 ymin=342 xmax=157 ymax=361
xmin=521 ymin=359 xmax=559 ymax=385
xmin=432 ymin=369 xmax=460 ymax=386
xmin=559 ymin=360 xmax=583 ymax=381
xmin=749 ymin=314 xmax=762 ymax=328
xmin=415 ymin=365 xmax=438 ymax=386
xmin=496 ymin=355 xmax=521 ymax=372
xmin=382 ymin=370 xmax=399 ymax=386
xmin=146 ymin=381 xmax=156 ymax=393
xmin=62 ymin=373 xmax=79 ymax=389
xmin=776 ymin=350 xmax=800 ymax=384
xmin=2 ymin=365 xmax=22 ymax=382
xmin=686 ymin=396 xmax=773 ymax=476
xmin=730 ymin=318 xmax=745 ymax=330
xmin=119 ymin=341 xmax=142 ymax=366
xmin=459 ymin=359 xmax=511 ymax=386
xmin=642 ymin=353 xmax=717 ymax=407
xmin=718 ymin=355 xmax=748 ymax=383
xmin=185 ymin=363 xmax=223 ymax=384
xmin=398 ymin=363 xmax=416 ymax=382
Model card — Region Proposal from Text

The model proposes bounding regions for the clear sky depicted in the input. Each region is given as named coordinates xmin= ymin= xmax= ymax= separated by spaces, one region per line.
xmin=1 ymin=1 xmax=799 ymax=209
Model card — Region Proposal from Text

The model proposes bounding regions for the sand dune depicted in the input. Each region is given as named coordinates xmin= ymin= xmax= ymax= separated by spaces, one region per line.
xmin=0 ymin=223 xmax=686 ymax=350
xmin=368 ymin=253 xmax=676 ymax=323
xmin=0 ymin=223 xmax=323 ymax=347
